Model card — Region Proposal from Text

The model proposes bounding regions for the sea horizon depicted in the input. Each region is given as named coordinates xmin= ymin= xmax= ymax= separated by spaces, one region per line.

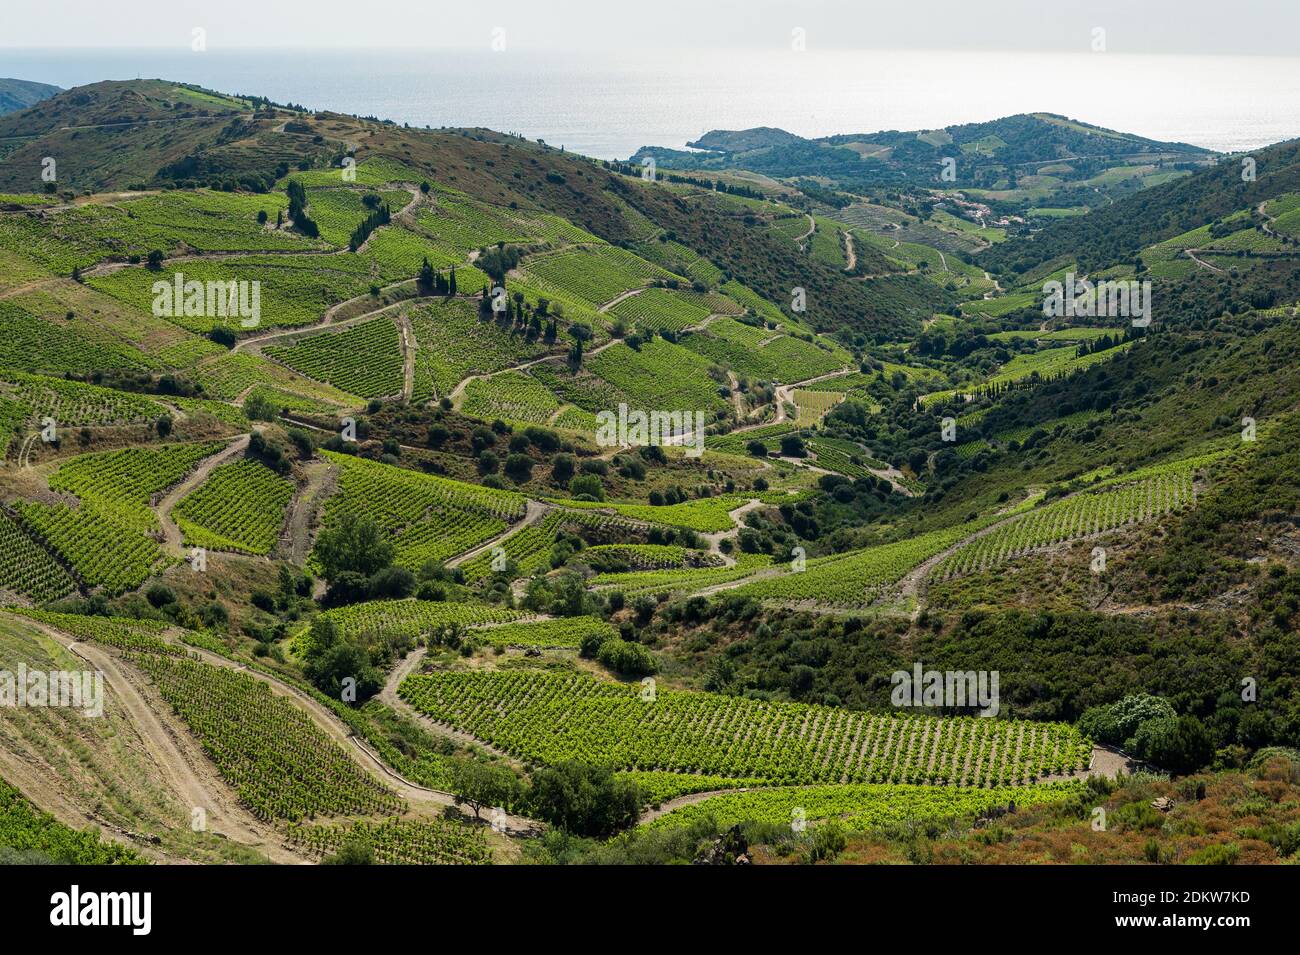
xmin=3 ymin=46 xmax=1299 ymax=158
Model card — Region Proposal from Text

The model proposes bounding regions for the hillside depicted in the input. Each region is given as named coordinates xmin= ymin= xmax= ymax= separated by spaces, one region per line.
xmin=633 ymin=113 xmax=1215 ymax=214
xmin=0 ymin=75 xmax=1297 ymax=873
xmin=0 ymin=77 xmax=60 ymax=116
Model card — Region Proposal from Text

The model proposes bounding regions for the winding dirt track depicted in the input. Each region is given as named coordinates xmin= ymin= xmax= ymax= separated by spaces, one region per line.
xmin=154 ymin=434 xmax=251 ymax=556
xmin=447 ymin=499 xmax=549 ymax=568
xmin=16 ymin=617 xmax=304 ymax=863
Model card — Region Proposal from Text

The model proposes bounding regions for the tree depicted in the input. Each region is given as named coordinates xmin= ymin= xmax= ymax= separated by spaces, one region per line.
xmin=527 ymin=762 xmax=640 ymax=838
xmin=155 ymin=414 xmax=173 ymax=438
xmin=779 ymin=434 xmax=806 ymax=458
xmin=569 ymin=473 xmax=604 ymax=501
xmin=314 ymin=512 xmax=394 ymax=582
xmin=551 ymin=453 xmax=575 ymax=484
xmin=303 ymin=635 xmax=381 ymax=702
xmin=504 ymin=453 xmax=533 ymax=482
xmin=449 ymin=758 xmax=519 ymax=821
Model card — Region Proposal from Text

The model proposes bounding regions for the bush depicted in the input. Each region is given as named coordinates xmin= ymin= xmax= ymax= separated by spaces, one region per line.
xmin=569 ymin=473 xmax=605 ymax=501
xmin=596 ymin=637 xmax=658 ymax=677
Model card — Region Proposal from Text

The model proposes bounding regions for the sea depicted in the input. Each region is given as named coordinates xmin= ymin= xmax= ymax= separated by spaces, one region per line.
xmin=3 ymin=47 xmax=1298 ymax=158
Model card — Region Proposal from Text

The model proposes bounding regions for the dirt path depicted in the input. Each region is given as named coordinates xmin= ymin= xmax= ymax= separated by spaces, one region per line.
xmin=1185 ymin=248 xmax=1226 ymax=273
xmin=1258 ymin=199 xmax=1278 ymax=237
xmin=700 ymin=499 xmax=762 ymax=567
xmin=398 ymin=311 xmax=416 ymax=400
xmin=154 ymin=434 xmax=251 ymax=556
xmin=730 ymin=366 xmax=853 ymax=433
xmin=18 ymin=620 xmax=302 ymax=862
xmin=0 ymin=277 xmax=64 ymax=302
xmin=446 ymin=499 xmax=549 ymax=568
xmin=598 ymin=286 xmax=647 ymax=313
xmin=843 ymin=231 xmax=857 ymax=271
xmin=282 ymin=457 xmax=336 ymax=564
xmin=795 ymin=213 xmax=815 ymax=250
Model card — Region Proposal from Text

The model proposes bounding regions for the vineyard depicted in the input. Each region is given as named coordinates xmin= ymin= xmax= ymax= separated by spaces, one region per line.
xmin=0 ymin=511 xmax=76 ymax=602
xmin=734 ymin=525 xmax=974 ymax=606
xmin=16 ymin=443 xmax=221 ymax=593
xmin=265 ymin=316 xmax=405 ymax=399
xmin=522 ymin=245 xmax=676 ymax=307
xmin=607 ymin=287 xmax=713 ymax=333
xmin=172 ymin=458 xmax=295 ymax=556
xmin=128 ymin=651 xmax=403 ymax=822
xmin=89 ymin=258 xmax=372 ymax=334
xmin=681 ymin=318 xmax=846 ymax=383
xmin=459 ymin=371 xmax=562 ymax=425
xmin=315 ymin=451 xmax=526 ymax=572
xmin=285 ymin=816 xmax=492 ymax=865
xmin=645 ymin=780 xmax=1084 ymax=832
xmin=0 ymin=370 xmax=166 ymax=457
xmin=0 ymin=777 xmax=143 ymax=865
xmin=588 ymin=337 xmax=729 ymax=415
xmin=312 ymin=598 xmax=525 ymax=644
xmin=398 ymin=670 xmax=1092 ymax=786
xmin=557 ymin=493 xmax=751 ymax=533
xmin=792 ymin=388 xmax=843 ymax=423
xmin=409 ymin=299 xmax=548 ymax=401
xmin=476 ymin=616 xmax=614 ymax=649
xmin=933 ymin=458 xmax=1204 ymax=580
xmin=17 ymin=610 xmax=183 ymax=656
xmin=589 ymin=552 xmax=774 ymax=597
xmin=0 ymin=301 xmax=153 ymax=376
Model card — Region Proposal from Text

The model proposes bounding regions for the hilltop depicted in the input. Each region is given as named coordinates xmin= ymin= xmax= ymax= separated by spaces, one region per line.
xmin=634 ymin=112 xmax=1215 ymax=216
xmin=0 ymin=77 xmax=60 ymax=115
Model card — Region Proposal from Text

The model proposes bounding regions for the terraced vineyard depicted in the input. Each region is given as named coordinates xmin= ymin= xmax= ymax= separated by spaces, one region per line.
xmin=172 ymin=458 xmax=295 ymax=555
xmin=265 ymin=316 xmax=405 ymax=399
xmin=15 ymin=442 xmax=221 ymax=593
xmin=0 ymin=777 xmax=143 ymax=865
xmin=588 ymin=337 xmax=729 ymax=415
xmin=734 ymin=525 xmax=974 ymax=606
xmin=459 ymin=371 xmax=562 ymax=425
xmin=89 ymin=258 xmax=372 ymax=334
xmin=792 ymin=388 xmax=843 ymax=423
xmin=0 ymin=511 xmax=76 ymax=602
xmin=313 ymin=598 xmax=525 ymax=644
xmin=128 ymin=651 xmax=403 ymax=822
xmin=15 ymin=610 xmax=183 ymax=656
xmin=285 ymin=816 xmax=492 ymax=865
xmin=933 ymin=457 xmax=1207 ymax=580
xmin=522 ymin=245 xmax=676 ymax=306
xmin=399 ymin=670 xmax=1092 ymax=786
xmin=681 ymin=318 xmax=847 ymax=383
xmin=646 ymin=780 xmax=1083 ymax=832
xmin=476 ymin=616 xmax=615 ymax=649
xmin=589 ymin=552 xmax=774 ymax=597
xmin=0 ymin=370 xmax=165 ymax=458
xmin=607 ymin=287 xmax=712 ymax=333
xmin=409 ymin=299 xmax=547 ymax=401
xmin=316 ymin=451 xmax=526 ymax=571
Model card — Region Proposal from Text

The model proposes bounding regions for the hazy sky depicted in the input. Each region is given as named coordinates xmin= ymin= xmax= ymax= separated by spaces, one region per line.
xmin=3 ymin=0 xmax=1299 ymax=56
